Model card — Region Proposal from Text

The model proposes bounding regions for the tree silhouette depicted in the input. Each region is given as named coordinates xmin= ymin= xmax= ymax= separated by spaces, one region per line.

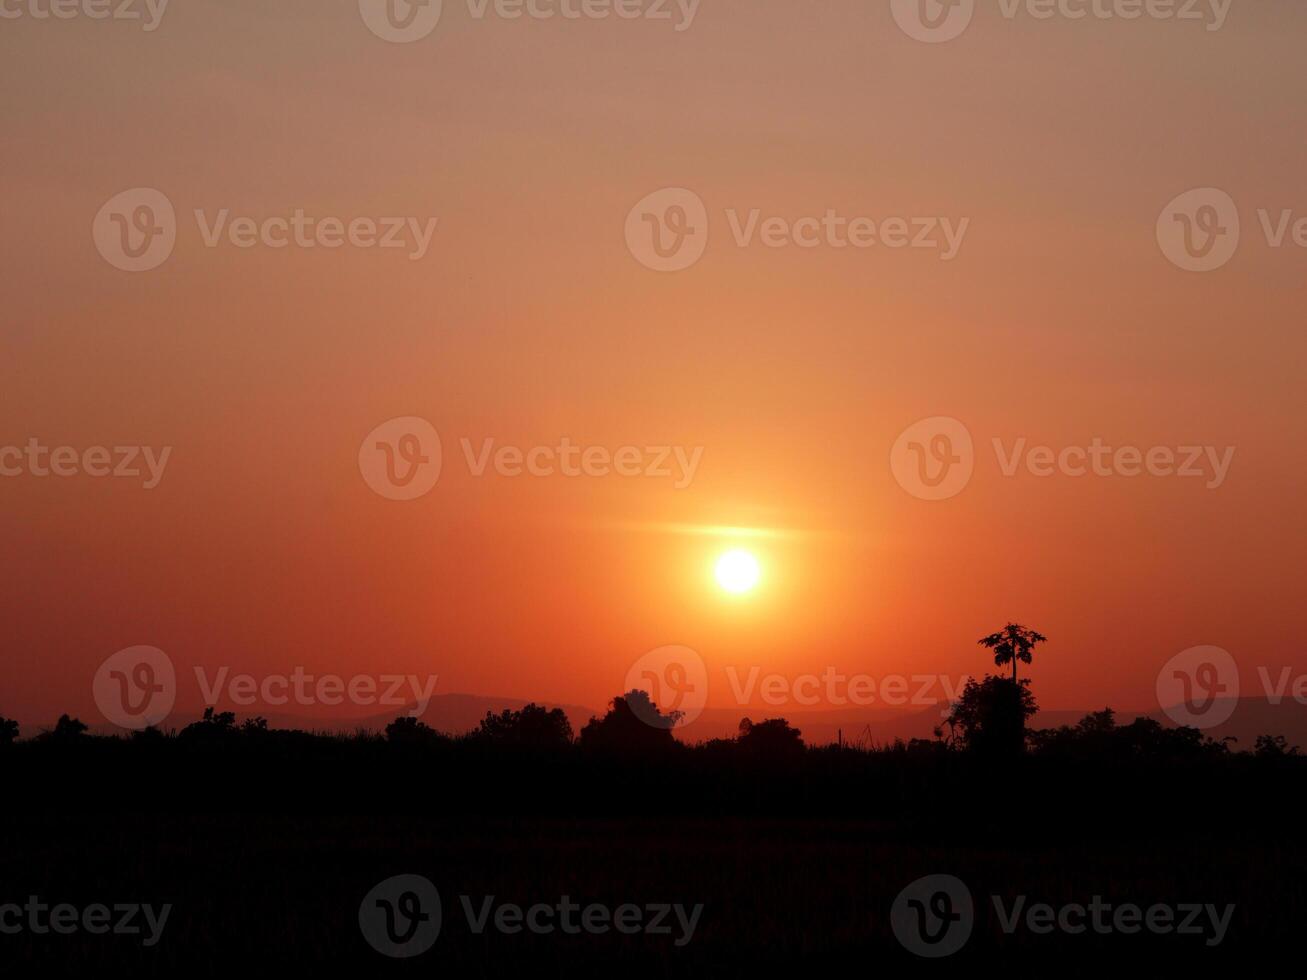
xmin=474 ymin=703 xmax=573 ymax=749
xmin=179 ymin=706 xmax=237 ymax=741
xmin=978 ymin=623 xmax=1047 ymax=683
xmin=1255 ymin=734 xmax=1300 ymax=759
xmin=944 ymin=675 xmax=1038 ymax=757
xmin=40 ymin=714 xmax=88 ymax=742
xmin=578 ymin=690 xmax=683 ymax=754
xmin=737 ymin=717 xmax=804 ymax=758
xmin=385 ymin=715 xmax=442 ymax=744
xmin=1025 ymin=709 xmax=1237 ymax=761
xmin=0 ymin=715 xmax=18 ymax=745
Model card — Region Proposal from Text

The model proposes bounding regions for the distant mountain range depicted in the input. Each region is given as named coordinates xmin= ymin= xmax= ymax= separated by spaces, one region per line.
xmin=66 ymin=693 xmax=1307 ymax=752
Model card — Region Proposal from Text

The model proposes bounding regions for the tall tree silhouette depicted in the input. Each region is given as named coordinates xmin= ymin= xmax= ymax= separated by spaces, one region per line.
xmin=978 ymin=623 xmax=1047 ymax=683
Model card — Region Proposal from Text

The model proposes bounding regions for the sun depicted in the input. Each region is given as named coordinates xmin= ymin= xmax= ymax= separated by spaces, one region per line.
xmin=715 ymin=549 xmax=761 ymax=594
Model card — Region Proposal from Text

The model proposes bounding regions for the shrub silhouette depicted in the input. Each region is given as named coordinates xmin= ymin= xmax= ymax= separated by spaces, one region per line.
xmin=385 ymin=714 xmax=443 ymax=744
xmin=473 ymin=703 xmax=573 ymax=749
xmin=179 ymin=707 xmax=238 ymax=741
xmin=737 ymin=717 xmax=804 ymax=758
xmin=1254 ymin=734 xmax=1300 ymax=758
xmin=1028 ymin=709 xmax=1231 ymax=760
xmin=579 ymin=689 xmax=682 ymax=754
xmin=38 ymin=714 xmax=89 ymax=742
xmin=943 ymin=675 xmax=1037 ymax=757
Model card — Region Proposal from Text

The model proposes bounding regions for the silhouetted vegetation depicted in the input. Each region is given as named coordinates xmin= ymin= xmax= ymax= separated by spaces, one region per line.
xmin=736 ymin=717 xmax=804 ymax=759
xmin=472 ymin=702 xmax=574 ymax=750
xmin=1253 ymin=733 xmax=1300 ymax=758
xmin=0 ymin=627 xmax=1291 ymax=976
xmin=1029 ymin=708 xmax=1235 ymax=760
xmin=978 ymin=622 xmax=1047 ymax=683
xmin=1 ymin=686 xmax=1301 ymax=974
xmin=384 ymin=714 xmax=444 ymax=744
xmin=578 ymin=689 xmax=683 ymax=755
xmin=942 ymin=675 xmax=1039 ymax=757
xmin=36 ymin=713 xmax=88 ymax=742
xmin=0 ymin=693 xmax=1296 ymax=836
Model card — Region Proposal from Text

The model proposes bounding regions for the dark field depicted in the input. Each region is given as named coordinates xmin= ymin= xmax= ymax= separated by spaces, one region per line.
xmin=1 ymin=813 xmax=1294 ymax=975
xmin=1 ymin=728 xmax=1301 ymax=975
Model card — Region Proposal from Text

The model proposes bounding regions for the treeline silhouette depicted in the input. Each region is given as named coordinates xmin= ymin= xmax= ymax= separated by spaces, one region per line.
xmin=3 ymin=664 xmax=1303 ymax=974
xmin=2 ymin=681 xmax=1301 ymax=837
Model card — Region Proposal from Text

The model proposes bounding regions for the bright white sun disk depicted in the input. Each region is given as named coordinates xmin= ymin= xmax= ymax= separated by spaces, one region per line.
xmin=715 ymin=549 xmax=761 ymax=594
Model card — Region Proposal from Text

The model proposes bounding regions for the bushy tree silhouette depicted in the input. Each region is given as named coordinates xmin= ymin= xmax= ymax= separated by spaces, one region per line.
xmin=737 ymin=718 xmax=804 ymax=758
xmin=1076 ymin=708 xmax=1116 ymax=734
xmin=473 ymin=703 xmax=573 ymax=749
xmin=385 ymin=714 xmax=443 ymax=744
xmin=0 ymin=715 xmax=18 ymax=745
xmin=579 ymin=690 xmax=682 ymax=754
xmin=944 ymin=675 xmax=1037 ymax=757
xmin=978 ymin=623 xmax=1047 ymax=683
xmin=1254 ymin=734 xmax=1300 ymax=759
xmin=179 ymin=707 xmax=238 ymax=741
xmin=1027 ymin=710 xmax=1232 ymax=760
xmin=39 ymin=714 xmax=88 ymax=742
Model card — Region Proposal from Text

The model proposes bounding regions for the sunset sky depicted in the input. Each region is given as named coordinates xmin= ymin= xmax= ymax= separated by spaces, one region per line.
xmin=2 ymin=1 xmax=1305 ymax=728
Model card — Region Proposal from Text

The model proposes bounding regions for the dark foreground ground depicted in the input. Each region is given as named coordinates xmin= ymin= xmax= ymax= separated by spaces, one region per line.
xmin=2 ymin=813 xmax=1296 ymax=976
xmin=0 ymin=730 xmax=1301 ymax=974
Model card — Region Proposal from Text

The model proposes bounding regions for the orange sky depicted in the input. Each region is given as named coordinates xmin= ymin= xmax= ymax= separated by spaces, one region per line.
xmin=2 ymin=1 xmax=1305 ymax=727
